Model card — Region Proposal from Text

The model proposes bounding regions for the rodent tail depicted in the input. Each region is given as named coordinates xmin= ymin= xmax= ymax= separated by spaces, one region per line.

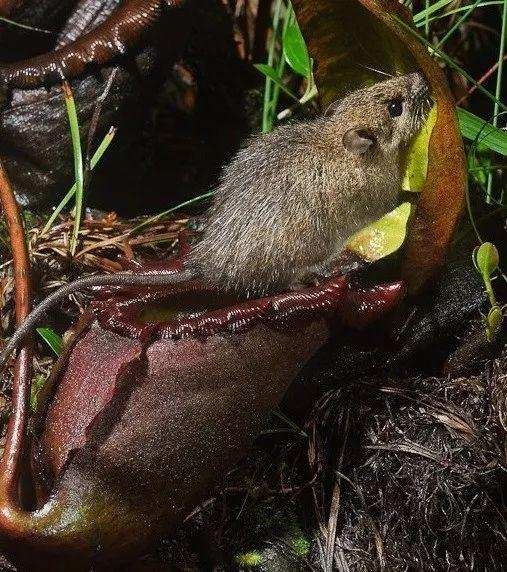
xmin=0 ymin=269 xmax=195 ymax=370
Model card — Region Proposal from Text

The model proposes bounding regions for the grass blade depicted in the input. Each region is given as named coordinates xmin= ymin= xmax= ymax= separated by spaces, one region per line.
xmin=393 ymin=14 xmax=507 ymax=113
xmin=458 ymin=108 xmax=507 ymax=155
xmin=270 ymin=1 xmax=293 ymax=124
xmin=486 ymin=0 xmax=507 ymax=202
xmin=131 ymin=191 xmax=214 ymax=234
xmin=424 ymin=0 xmax=429 ymax=36
xmin=36 ymin=327 xmax=63 ymax=357
xmin=435 ymin=0 xmax=483 ymax=49
xmin=42 ymin=127 xmax=116 ymax=235
xmin=261 ymin=0 xmax=284 ymax=133
xmin=413 ymin=0 xmax=454 ymax=21
xmin=0 ymin=15 xmax=52 ymax=34
xmin=415 ymin=2 xmax=502 ymax=27
xmin=254 ymin=64 xmax=298 ymax=100
xmin=62 ymin=81 xmax=84 ymax=255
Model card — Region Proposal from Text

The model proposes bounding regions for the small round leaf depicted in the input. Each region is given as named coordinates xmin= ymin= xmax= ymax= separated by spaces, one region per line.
xmin=486 ymin=305 xmax=503 ymax=343
xmin=473 ymin=242 xmax=499 ymax=278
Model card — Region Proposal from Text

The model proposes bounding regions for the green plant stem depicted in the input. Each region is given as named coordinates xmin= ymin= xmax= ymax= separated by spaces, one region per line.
xmin=131 ymin=191 xmax=214 ymax=234
xmin=425 ymin=0 xmax=430 ymax=37
xmin=393 ymin=15 xmax=507 ymax=113
xmin=484 ymin=279 xmax=497 ymax=308
xmin=413 ymin=0 xmax=454 ymax=22
xmin=0 ymin=15 xmax=51 ymax=34
xmin=452 ymin=205 xmax=506 ymax=244
xmin=486 ymin=0 xmax=507 ymax=203
xmin=269 ymin=2 xmax=291 ymax=131
xmin=42 ymin=127 xmax=116 ymax=235
xmin=262 ymin=0 xmax=284 ymax=133
xmin=465 ymin=181 xmax=483 ymax=243
xmin=415 ymin=2 xmax=502 ymax=26
xmin=435 ymin=0 xmax=483 ymax=49
xmin=469 ymin=164 xmax=506 ymax=172
xmin=62 ymin=82 xmax=84 ymax=256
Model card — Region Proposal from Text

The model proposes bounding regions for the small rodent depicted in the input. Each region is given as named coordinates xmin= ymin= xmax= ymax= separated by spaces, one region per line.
xmin=192 ymin=72 xmax=430 ymax=295
xmin=0 ymin=72 xmax=430 ymax=366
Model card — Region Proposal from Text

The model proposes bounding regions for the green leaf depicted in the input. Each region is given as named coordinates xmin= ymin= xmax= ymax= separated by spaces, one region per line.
xmin=402 ymin=104 xmax=437 ymax=192
xmin=473 ymin=242 xmax=499 ymax=278
xmin=43 ymin=127 xmax=116 ymax=235
xmin=458 ymin=108 xmax=507 ymax=155
xmin=473 ymin=242 xmax=500 ymax=311
xmin=485 ymin=305 xmax=503 ymax=342
xmin=30 ymin=374 xmax=47 ymax=413
xmin=283 ymin=16 xmax=311 ymax=77
xmin=255 ymin=63 xmax=280 ymax=82
xmin=62 ymin=82 xmax=84 ymax=256
xmin=347 ymin=202 xmax=412 ymax=261
xmin=467 ymin=152 xmax=491 ymax=186
xmin=36 ymin=327 xmax=63 ymax=357
xmin=412 ymin=0 xmax=455 ymax=22
xmin=254 ymin=64 xmax=299 ymax=100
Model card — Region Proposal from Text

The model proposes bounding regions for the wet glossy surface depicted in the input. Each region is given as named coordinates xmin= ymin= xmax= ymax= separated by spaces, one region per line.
xmin=0 ymin=0 xmax=183 ymax=88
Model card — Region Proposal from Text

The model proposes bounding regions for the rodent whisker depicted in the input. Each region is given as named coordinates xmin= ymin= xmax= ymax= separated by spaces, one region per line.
xmin=357 ymin=64 xmax=394 ymax=78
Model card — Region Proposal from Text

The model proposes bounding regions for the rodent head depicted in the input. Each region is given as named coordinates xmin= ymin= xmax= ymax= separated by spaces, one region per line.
xmin=331 ymin=72 xmax=431 ymax=156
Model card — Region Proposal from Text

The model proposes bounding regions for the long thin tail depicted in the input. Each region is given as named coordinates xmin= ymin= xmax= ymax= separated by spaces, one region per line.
xmin=0 ymin=269 xmax=194 ymax=369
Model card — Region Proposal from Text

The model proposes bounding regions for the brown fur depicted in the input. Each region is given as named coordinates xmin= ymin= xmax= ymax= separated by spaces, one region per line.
xmin=190 ymin=72 xmax=430 ymax=296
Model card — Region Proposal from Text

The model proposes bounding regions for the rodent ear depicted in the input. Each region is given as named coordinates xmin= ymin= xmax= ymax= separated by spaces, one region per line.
xmin=342 ymin=128 xmax=376 ymax=154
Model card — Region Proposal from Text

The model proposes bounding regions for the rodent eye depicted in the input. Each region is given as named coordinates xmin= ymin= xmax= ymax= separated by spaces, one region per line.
xmin=387 ymin=98 xmax=404 ymax=118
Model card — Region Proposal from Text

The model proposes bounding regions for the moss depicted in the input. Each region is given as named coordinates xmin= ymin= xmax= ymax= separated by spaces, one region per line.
xmin=235 ymin=551 xmax=264 ymax=568
xmin=288 ymin=531 xmax=311 ymax=558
